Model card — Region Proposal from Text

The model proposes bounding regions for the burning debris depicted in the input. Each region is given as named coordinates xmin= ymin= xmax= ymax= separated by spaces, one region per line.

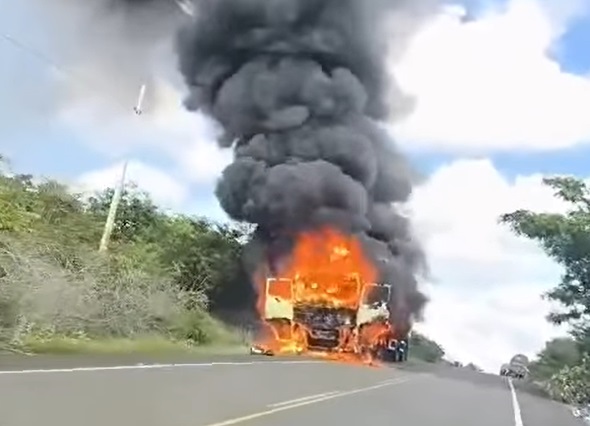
xmin=175 ymin=0 xmax=435 ymax=362
xmin=252 ymin=227 xmax=396 ymax=364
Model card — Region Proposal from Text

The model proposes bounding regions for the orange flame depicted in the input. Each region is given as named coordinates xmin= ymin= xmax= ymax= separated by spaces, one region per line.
xmin=252 ymin=227 xmax=394 ymax=367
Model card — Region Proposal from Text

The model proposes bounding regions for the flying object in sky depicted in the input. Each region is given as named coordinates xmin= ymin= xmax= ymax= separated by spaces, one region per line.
xmin=133 ymin=83 xmax=147 ymax=115
xmin=173 ymin=0 xmax=194 ymax=16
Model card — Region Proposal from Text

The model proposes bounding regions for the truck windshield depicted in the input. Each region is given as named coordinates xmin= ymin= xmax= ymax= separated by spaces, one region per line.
xmin=362 ymin=284 xmax=389 ymax=306
xmin=294 ymin=273 xmax=361 ymax=304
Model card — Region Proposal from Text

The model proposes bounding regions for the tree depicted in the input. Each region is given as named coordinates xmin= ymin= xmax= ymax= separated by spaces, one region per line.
xmin=0 ymin=174 xmax=36 ymax=232
xmin=547 ymin=354 xmax=590 ymax=404
xmin=410 ymin=331 xmax=445 ymax=363
xmin=87 ymin=184 xmax=161 ymax=243
xmin=86 ymin=184 xmax=256 ymax=311
xmin=125 ymin=212 xmax=255 ymax=312
xmin=500 ymin=177 xmax=590 ymax=331
xmin=501 ymin=176 xmax=590 ymax=404
xmin=0 ymin=159 xmax=245 ymax=351
xmin=529 ymin=337 xmax=582 ymax=380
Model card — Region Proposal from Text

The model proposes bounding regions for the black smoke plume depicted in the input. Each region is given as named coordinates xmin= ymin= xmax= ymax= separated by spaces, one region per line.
xmin=176 ymin=0 xmax=435 ymax=330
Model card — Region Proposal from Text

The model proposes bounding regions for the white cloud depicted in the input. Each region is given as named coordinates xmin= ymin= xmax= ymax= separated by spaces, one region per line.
xmin=391 ymin=0 xmax=590 ymax=152
xmin=410 ymin=158 xmax=572 ymax=372
xmin=76 ymin=160 xmax=190 ymax=210
xmin=57 ymin=79 xmax=231 ymax=185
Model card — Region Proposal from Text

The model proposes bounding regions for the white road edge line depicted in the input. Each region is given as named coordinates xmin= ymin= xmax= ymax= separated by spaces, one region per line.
xmin=204 ymin=377 xmax=412 ymax=426
xmin=268 ymin=391 xmax=342 ymax=408
xmin=0 ymin=360 xmax=323 ymax=375
xmin=508 ymin=378 xmax=524 ymax=426
xmin=379 ymin=378 xmax=405 ymax=384
xmin=211 ymin=361 xmax=322 ymax=366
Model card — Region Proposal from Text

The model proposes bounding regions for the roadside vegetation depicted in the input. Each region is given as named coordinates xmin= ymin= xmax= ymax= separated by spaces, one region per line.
xmin=501 ymin=177 xmax=590 ymax=405
xmin=0 ymin=157 xmax=256 ymax=355
xmin=408 ymin=331 xmax=445 ymax=363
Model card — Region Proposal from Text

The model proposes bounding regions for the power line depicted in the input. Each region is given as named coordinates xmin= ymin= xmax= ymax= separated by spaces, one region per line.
xmin=1 ymin=32 xmax=64 ymax=74
xmin=1 ymin=31 xmax=139 ymax=253
xmin=0 ymin=31 xmax=131 ymax=113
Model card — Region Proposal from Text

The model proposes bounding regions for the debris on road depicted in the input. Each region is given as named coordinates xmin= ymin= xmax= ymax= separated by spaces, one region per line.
xmin=249 ymin=345 xmax=274 ymax=356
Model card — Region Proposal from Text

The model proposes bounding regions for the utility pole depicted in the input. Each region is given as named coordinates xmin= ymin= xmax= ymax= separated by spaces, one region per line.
xmin=98 ymin=160 xmax=128 ymax=252
xmin=98 ymin=83 xmax=146 ymax=252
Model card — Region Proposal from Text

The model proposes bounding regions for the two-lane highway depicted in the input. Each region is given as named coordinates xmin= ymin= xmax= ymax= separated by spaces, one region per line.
xmin=0 ymin=355 xmax=583 ymax=426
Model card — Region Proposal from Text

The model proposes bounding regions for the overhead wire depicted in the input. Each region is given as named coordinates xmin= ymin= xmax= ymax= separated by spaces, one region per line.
xmin=2 ymin=28 xmax=135 ymax=249
xmin=0 ymin=31 xmax=132 ymax=114
xmin=0 ymin=0 xmax=196 ymax=113
xmin=1 ymin=29 xmax=134 ymax=195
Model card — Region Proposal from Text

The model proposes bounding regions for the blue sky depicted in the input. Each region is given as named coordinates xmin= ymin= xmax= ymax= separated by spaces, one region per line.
xmin=557 ymin=13 xmax=590 ymax=73
xmin=1 ymin=0 xmax=590 ymax=369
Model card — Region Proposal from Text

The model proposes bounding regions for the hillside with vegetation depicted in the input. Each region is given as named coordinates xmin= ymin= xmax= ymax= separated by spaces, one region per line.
xmin=526 ymin=337 xmax=590 ymax=404
xmin=0 ymin=158 xmax=257 ymax=354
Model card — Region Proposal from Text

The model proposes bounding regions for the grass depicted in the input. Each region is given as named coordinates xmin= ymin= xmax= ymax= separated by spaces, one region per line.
xmin=19 ymin=334 xmax=250 ymax=356
xmin=0 ymin=237 xmax=252 ymax=358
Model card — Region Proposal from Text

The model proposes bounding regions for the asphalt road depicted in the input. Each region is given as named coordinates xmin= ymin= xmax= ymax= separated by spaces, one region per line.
xmin=0 ymin=354 xmax=583 ymax=426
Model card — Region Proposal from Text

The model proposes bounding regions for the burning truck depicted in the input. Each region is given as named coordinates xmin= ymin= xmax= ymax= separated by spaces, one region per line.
xmin=171 ymin=0 xmax=432 ymax=366
xmin=44 ymin=0 xmax=433 ymax=368
xmin=250 ymin=228 xmax=410 ymax=363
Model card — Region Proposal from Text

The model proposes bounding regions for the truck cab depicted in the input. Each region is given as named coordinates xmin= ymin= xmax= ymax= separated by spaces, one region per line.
xmin=261 ymin=274 xmax=394 ymax=354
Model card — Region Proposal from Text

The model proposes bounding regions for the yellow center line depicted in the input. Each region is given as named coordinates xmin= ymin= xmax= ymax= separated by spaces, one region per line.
xmin=202 ymin=377 xmax=412 ymax=426
xmin=268 ymin=390 xmax=342 ymax=408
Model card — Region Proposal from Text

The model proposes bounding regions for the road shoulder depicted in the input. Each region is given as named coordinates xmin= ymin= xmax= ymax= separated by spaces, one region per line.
xmin=512 ymin=380 xmax=583 ymax=426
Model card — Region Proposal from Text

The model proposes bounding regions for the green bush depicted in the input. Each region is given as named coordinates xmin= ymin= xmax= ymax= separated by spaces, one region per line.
xmin=0 ymin=163 xmax=253 ymax=354
xmin=547 ymin=354 xmax=590 ymax=405
xmin=0 ymin=237 xmax=212 ymax=348
xmin=410 ymin=332 xmax=445 ymax=363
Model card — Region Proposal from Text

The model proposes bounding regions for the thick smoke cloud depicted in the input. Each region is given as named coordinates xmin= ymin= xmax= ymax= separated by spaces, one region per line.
xmin=177 ymin=0 xmax=437 ymax=329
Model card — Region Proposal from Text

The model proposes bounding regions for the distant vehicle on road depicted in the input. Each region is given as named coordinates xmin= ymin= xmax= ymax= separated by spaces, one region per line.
xmin=500 ymin=354 xmax=529 ymax=379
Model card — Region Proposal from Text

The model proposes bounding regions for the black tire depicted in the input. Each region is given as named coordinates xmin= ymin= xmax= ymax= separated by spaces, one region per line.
xmin=376 ymin=346 xmax=388 ymax=362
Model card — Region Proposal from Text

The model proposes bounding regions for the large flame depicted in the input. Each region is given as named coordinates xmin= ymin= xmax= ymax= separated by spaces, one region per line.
xmin=253 ymin=227 xmax=393 ymax=366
